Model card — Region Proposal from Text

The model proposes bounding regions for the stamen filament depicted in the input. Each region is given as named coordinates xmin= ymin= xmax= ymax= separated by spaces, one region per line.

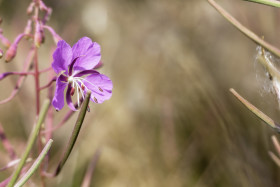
xmin=74 ymin=76 xmax=102 ymax=92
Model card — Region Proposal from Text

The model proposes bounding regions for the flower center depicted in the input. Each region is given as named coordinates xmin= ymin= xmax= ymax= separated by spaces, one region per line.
xmin=67 ymin=75 xmax=103 ymax=107
xmin=68 ymin=76 xmax=74 ymax=83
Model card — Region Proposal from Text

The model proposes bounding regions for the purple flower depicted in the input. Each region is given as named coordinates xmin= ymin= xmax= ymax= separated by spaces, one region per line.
xmin=52 ymin=37 xmax=112 ymax=111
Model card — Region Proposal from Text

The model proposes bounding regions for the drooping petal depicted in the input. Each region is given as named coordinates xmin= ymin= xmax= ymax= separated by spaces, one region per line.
xmin=66 ymin=86 xmax=78 ymax=111
xmin=72 ymin=37 xmax=101 ymax=71
xmin=52 ymin=75 xmax=67 ymax=111
xmin=52 ymin=40 xmax=73 ymax=74
xmin=83 ymin=73 xmax=112 ymax=103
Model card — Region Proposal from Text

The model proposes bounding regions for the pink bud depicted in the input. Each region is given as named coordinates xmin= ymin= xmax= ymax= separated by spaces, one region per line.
xmin=0 ymin=35 xmax=11 ymax=48
xmin=39 ymin=1 xmax=48 ymax=11
xmin=0 ymin=48 xmax=3 ymax=59
xmin=24 ymin=20 xmax=32 ymax=36
xmin=27 ymin=2 xmax=35 ymax=15
xmin=34 ymin=21 xmax=44 ymax=47
xmin=5 ymin=44 xmax=17 ymax=62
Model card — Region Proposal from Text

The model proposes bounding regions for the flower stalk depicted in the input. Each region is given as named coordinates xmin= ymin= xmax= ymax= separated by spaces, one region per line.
xmin=244 ymin=0 xmax=280 ymax=7
xmin=54 ymin=91 xmax=91 ymax=176
xmin=14 ymin=139 xmax=53 ymax=187
xmin=7 ymin=99 xmax=50 ymax=187
xmin=208 ymin=0 xmax=280 ymax=58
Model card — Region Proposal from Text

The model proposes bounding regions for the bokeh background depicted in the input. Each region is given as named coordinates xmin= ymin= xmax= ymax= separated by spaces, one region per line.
xmin=1 ymin=0 xmax=280 ymax=186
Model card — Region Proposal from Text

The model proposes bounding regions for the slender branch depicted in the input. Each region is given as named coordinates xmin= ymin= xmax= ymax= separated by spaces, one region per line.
xmin=14 ymin=139 xmax=53 ymax=187
xmin=39 ymin=67 xmax=53 ymax=74
xmin=269 ymin=151 xmax=280 ymax=167
xmin=0 ymin=48 xmax=35 ymax=104
xmin=244 ymin=0 xmax=280 ymax=7
xmin=0 ymin=167 xmax=28 ymax=187
xmin=41 ymin=109 xmax=75 ymax=134
xmin=42 ymin=71 xmax=55 ymax=173
xmin=272 ymin=135 xmax=280 ymax=156
xmin=0 ymin=123 xmax=16 ymax=160
xmin=230 ymin=88 xmax=280 ymax=132
xmin=0 ymin=71 xmax=33 ymax=81
xmin=0 ymin=158 xmax=32 ymax=172
xmin=208 ymin=0 xmax=280 ymax=58
xmin=7 ymin=99 xmax=50 ymax=187
xmin=34 ymin=47 xmax=40 ymax=115
xmin=39 ymin=77 xmax=56 ymax=90
xmin=41 ymin=96 xmax=86 ymax=134
xmin=81 ymin=149 xmax=101 ymax=187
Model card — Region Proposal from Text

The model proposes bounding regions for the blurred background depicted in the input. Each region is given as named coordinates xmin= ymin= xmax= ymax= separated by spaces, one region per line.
xmin=0 ymin=0 xmax=280 ymax=186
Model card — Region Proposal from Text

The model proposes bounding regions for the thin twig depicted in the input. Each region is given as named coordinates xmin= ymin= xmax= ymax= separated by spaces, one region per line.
xmin=0 ymin=123 xmax=16 ymax=160
xmin=0 ymin=48 xmax=35 ymax=104
xmin=39 ymin=77 xmax=56 ymax=90
xmin=81 ymin=149 xmax=102 ymax=187
xmin=41 ymin=109 xmax=75 ymax=134
xmin=7 ymin=99 xmax=50 ymax=187
xmin=271 ymin=135 xmax=280 ymax=156
xmin=14 ymin=139 xmax=53 ymax=187
xmin=230 ymin=88 xmax=280 ymax=132
xmin=244 ymin=0 xmax=280 ymax=7
xmin=208 ymin=0 xmax=280 ymax=58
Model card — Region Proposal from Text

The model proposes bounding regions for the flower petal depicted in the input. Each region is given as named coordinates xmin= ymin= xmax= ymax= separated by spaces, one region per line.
xmin=52 ymin=40 xmax=73 ymax=74
xmin=52 ymin=75 xmax=67 ymax=111
xmin=66 ymin=85 xmax=78 ymax=111
xmin=72 ymin=37 xmax=93 ymax=58
xmin=83 ymin=73 xmax=112 ymax=103
xmin=72 ymin=37 xmax=101 ymax=72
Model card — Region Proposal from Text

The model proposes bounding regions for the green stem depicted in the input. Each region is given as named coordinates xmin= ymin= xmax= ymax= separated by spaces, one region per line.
xmin=7 ymin=99 xmax=50 ymax=187
xmin=244 ymin=0 xmax=280 ymax=7
xmin=54 ymin=91 xmax=91 ymax=176
xmin=14 ymin=139 xmax=53 ymax=187
xmin=207 ymin=0 xmax=280 ymax=58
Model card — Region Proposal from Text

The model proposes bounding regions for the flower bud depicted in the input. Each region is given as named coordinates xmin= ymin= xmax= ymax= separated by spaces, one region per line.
xmin=27 ymin=2 xmax=35 ymax=15
xmin=24 ymin=20 xmax=32 ymax=36
xmin=0 ymin=35 xmax=11 ymax=48
xmin=39 ymin=1 xmax=48 ymax=11
xmin=0 ymin=48 xmax=3 ymax=59
xmin=5 ymin=44 xmax=17 ymax=62
xmin=34 ymin=21 xmax=44 ymax=47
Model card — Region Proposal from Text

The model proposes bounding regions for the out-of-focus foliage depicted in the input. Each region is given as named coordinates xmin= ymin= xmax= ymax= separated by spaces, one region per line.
xmin=0 ymin=0 xmax=280 ymax=186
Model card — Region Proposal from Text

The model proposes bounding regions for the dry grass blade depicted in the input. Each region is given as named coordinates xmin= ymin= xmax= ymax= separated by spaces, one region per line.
xmin=208 ymin=0 xmax=280 ymax=58
xmin=271 ymin=135 xmax=280 ymax=156
xmin=244 ymin=0 xmax=280 ymax=7
xmin=230 ymin=88 xmax=280 ymax=132
xmin=269 ymin=151 xmax=280 ymax=167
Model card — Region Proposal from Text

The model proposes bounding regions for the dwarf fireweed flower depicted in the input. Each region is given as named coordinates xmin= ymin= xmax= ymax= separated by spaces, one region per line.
xmin=52 ymin=37 xmax=112 ymax=111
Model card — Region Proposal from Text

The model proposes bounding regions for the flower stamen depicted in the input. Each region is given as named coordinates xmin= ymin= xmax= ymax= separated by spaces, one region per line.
xmin=93 ymin=97 xmax=98 ymax=103
xmin=70 ymin=87 xmax=75 ymax=96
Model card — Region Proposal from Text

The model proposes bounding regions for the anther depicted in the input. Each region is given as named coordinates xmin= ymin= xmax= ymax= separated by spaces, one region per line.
xmin=98 ymin=87 xmax=103 ymax=92
xmin=93 ymin=97 xmax=98 ymax=103
xmin=81 ymin=84 xmax=85 ymax=90
xmin=70 ymin=87 xmax=75 ymax=96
